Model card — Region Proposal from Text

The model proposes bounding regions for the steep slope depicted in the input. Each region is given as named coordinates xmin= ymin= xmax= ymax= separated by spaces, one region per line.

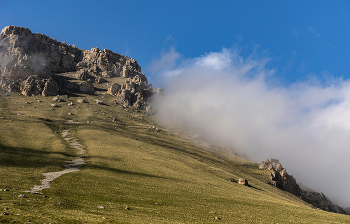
xmin=0 ymin=92 xmax=350 ymax=223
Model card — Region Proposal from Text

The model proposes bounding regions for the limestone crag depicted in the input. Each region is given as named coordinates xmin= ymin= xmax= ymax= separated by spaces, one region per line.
xmin=20 ymin=75 xmax=59 ymax=96
xmin=259 ymin=159 xmax=347 ymax=215
xmin=302 ymin=191 xmax=346 ymax=214
xmin=111 ymin=75 xmax=163 ymax=113
xmin=0 ymin=25 xmax=160 ymax=111
xmin=259 ymin=159 xmax=301 ymax=196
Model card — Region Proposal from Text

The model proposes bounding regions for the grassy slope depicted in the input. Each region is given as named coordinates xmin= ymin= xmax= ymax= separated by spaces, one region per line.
xmin=0 ymin=92 xmax=349 ymax=223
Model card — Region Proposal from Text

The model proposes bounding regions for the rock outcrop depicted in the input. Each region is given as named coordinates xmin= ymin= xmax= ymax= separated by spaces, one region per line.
xmin=111 ymin=75 xmax=163 ymax=113
xmin=0 ymin=25 xmax=160 ymax=111
xmin=302 ymin=191 xmax=346 ymax=214
xmin=259 ymin=159 xmax=301 ymax=196
xmin=259 ymin=159 xmax=347 ymax=215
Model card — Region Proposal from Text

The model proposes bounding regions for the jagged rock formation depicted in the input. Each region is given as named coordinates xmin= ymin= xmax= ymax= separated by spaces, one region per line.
xmin=302 ymin=191 xmax=346 ymax=214
xmin=110 ymin=75 xmax=163 ymax=113
xmin=259 ymin=159 xmax=347 ymax=215
xmin=259 ymin=159 xmax=301 ymax=196
xmin=0 ymin=25 xmax=161 ymax=111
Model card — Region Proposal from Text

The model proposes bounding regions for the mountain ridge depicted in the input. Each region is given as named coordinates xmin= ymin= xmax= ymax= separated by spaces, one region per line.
xmin=0 ymin=25 xmax=349 ymax=222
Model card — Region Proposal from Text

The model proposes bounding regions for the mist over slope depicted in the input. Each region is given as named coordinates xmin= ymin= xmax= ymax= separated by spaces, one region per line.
xmin=150 ymin=48 xmax=350 ymax=208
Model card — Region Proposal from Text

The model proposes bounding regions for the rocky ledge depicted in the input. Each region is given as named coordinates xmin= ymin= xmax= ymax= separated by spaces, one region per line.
xmin=259 ymin=159 xmax=348 ymax=215
xmin=0 ymin=25 xmax=163 ymax=113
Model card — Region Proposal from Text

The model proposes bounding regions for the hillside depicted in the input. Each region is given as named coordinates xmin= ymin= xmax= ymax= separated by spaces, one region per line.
xmin=1 ymin=26 xmax=350 ymax=223
xmin=2 ymin=93 xmax=350 ymax=223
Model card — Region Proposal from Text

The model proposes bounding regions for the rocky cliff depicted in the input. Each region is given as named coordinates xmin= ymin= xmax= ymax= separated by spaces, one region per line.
xmin=259 ymin=159 xmax=347 ymax=215
xmin=0 ymin=25 xmax=162 ymax=112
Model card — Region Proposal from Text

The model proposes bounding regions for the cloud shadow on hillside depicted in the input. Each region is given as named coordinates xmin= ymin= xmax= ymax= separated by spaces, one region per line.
xmin=0 ymin=143 xmax=75 ymax=168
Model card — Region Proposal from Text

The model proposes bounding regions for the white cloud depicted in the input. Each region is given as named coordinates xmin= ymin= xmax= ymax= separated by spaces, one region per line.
xmin=151 ymin=47 xmax=350 ymax=207
xmin=148 ymin=46 xmax=180 ymax=76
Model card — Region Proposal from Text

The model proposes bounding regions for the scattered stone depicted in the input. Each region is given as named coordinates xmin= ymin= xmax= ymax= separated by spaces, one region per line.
xmin=3 ymin=208 xmax=8 ymax=210
xmin=96 ymin=99 xmax=103 ymax=105
xmin=50 ymin=104 xmax=59 ymax=107
xmin=53 ymin=96 xmax=63 ymax=102
xmin=215 ymin=216 xmax=221 ymax=220
xmin=77 ymin=98 xmax=86 ymax=103
xmin=209 ymin=211 xmax=216 ymax=213
xmin=18 ymin=194 xmax=25 ymax=198
xmin=102 ymin=217 xmax=107 ymax=219
xmin=3 ymin=189 xmax=9 ymax=191
xmin=17 ymin=113 xmax=23 ymax=115
xmin=1 ymin=212 xmax=9 ymax=215
xmin=125 ymin=206 xmax=130 ymax=210
xmin=68 ymin=113 xmax=72 ymax=115
xmin=98 ymin=206 xmax=105 ymax=209
xmin=68 ymin=102 xmax=74 ymax=106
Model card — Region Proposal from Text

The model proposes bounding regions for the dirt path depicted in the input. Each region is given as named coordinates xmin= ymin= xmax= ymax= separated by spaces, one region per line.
xmin=26 ymin=130 xmax=85 ymax=193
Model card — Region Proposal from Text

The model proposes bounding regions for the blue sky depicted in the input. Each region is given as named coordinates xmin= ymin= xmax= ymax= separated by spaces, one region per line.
xmin=1 ymin=0 xmax=350 ymax=86
xmin=3 ymin=1 xmax=350 ymax=207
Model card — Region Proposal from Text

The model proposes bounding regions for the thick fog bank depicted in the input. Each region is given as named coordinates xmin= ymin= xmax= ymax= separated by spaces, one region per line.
xmin=149 ymin=48 xmax=350 ymax=208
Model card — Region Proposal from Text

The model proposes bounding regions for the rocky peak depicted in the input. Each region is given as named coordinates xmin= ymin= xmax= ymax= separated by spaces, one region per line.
xmin=0 ymin=25 xmax=161 ymax=112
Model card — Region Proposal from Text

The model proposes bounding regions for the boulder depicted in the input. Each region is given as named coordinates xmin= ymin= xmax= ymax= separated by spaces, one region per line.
xmin=53 ymin=96 xmax=63 ymax=102
xmin=238 ymin=178 xmax=248 ymax=186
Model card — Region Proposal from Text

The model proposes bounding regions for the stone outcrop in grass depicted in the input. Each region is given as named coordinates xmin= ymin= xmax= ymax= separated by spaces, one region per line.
xmin=259 ymin=159 xmax=347 ymax=215
xmin=302 ymin=191 xmax=346 ymax=215
xmin=238 ymin=178 xmax=248 ymax=186
xmin=259 ymin=159 xmax=301 ymax=196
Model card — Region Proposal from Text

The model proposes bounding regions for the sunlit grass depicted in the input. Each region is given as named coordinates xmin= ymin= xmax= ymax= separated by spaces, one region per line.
xmin=0 ymin=92 xmax=349 ymax=223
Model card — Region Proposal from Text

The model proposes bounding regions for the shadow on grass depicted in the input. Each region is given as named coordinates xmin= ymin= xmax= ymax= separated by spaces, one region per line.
xmin=83 ymin=163 xmax=173 ymax=180
xmin=0 ymin=143 xmax=74 ymax=168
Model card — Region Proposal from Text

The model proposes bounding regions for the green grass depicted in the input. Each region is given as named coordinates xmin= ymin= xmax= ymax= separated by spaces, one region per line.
xmin=0 ymin=92 xmax=350 ymax=223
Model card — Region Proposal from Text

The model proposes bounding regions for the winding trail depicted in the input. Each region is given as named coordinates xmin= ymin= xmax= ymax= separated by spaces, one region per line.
xmin=26 ymin=130 xmax=85 ymax=193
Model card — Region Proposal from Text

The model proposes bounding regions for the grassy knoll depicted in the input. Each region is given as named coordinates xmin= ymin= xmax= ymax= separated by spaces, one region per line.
xmin=0 ymin=92 xmax=350 ymax=223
